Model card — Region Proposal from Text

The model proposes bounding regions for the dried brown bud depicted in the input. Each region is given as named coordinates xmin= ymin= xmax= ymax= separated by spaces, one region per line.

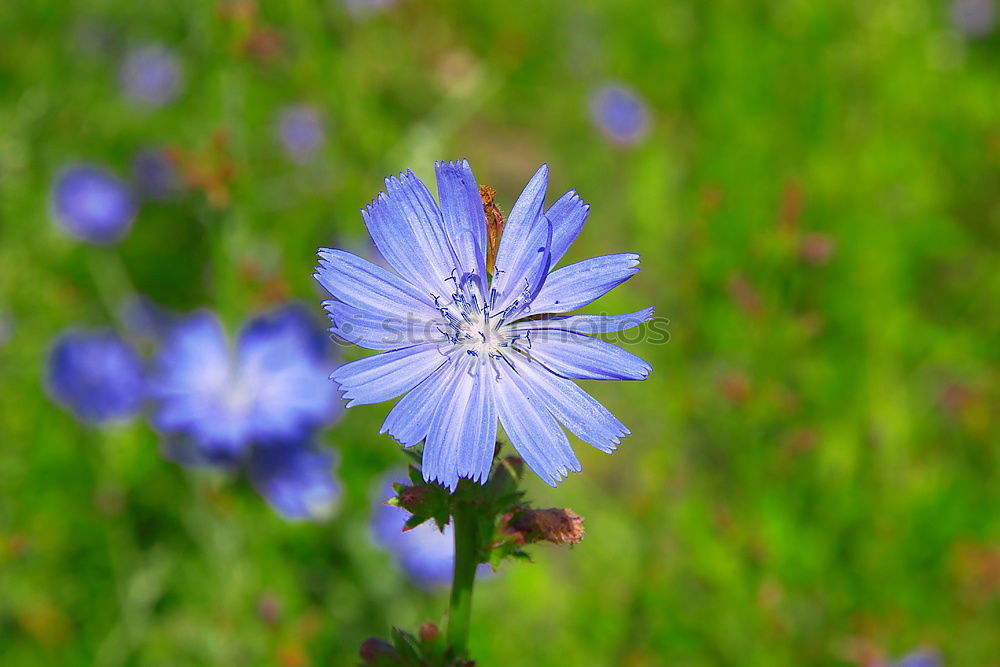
xmin=481 ymin=184 xmax=504 ymax=275
xmin=798 ymin=233 xmax=836 ymax=265
xmin=506 ymin=508 xmax=585 ymax=545
xmin=718 ymin=371 xmax=750 ymax=404
xmin=256 ymin=593 xmax=281 ymax=628
xmin=359 ymin=638 xmax=397 ymax=664
xmin=419 ymin=621 xmax=439 ymax=643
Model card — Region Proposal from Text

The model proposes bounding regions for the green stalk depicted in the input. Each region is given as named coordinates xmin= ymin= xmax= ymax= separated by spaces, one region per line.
xmin=446 ymin=496 xmax=478 ymax=657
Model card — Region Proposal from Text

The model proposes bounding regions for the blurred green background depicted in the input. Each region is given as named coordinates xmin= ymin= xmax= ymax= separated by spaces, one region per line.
xmin=2 ymin=0 xmax=999 ymax=665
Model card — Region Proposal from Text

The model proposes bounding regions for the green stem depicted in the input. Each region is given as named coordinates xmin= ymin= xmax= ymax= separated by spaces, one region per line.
xmin=447 ymin=496 xmax=478 ymax=657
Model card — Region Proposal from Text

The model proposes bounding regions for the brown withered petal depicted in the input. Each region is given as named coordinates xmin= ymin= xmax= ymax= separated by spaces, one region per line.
xmin=507 ymin=508 xmax=585 ymax=545
xmin=480 ymin=184 xmax=504 ymax=275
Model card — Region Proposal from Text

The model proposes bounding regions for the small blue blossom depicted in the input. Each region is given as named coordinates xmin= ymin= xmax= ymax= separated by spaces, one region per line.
xmin=276 ymin=105 xmax=326 ymax=163
xmin=952 ymin=0 xmax=996 ymax=38
xmin=52 ymin=164 xmax=136 ymax=245
xmin=315 ymin=161 xmax=652 ymax=490
xmin=0 ymin=310 xmax=13 ymax=347
xmin=119 ymin=44 xmax=183 ymax=108
xmin=888 ymin=649 xmax=941 ymax=667
xmin=46 ymin=329 xmax=145 ymax=424
xmin=130 ymin=147 xmax=179 ymax=201
xmin=589 ymin=84 xmax=651 ymax=146
xmin=249 ymin=443 xmax=341 ymax=521
xmin=343 ymin=0 xmax=399 ymax=17
xmin=371 ymin=470 xmax=489 ymax=588
xmin=149 ymin=304 xmax=340 ymax=459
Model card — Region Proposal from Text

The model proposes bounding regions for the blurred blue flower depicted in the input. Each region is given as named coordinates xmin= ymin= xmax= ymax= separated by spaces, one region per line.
xmin=249 ymin=443 xmax=340 ymax=521
xmin=343 ymin=0 xmax=399 ymax=17
xmin=589 ymin=83 xmax=651 ymax=146
xmin=46 ymin=329 xmax=145 ymax=424
xmin=371 ymin=470 xmax=490 ymax=588
xmin=889 ymin=649 xmax=941 ymax=667
xmin=276 ymin=105 xmax=326 ymax=163
xmin=51 ymin=164 xmax=136 ymax=245
xmin=119 ymin=44 xmax=183 ymax=108
xmin=149 ymin=304 xmax=340 ymax=458
xmin=0 ymin=310 xmax=13 ymax=347
xmin=315 ymin=161 xmax=652 ymax=490
xmin=130 ymin=147 xmax=179 ymax=201
xmin=119 ymin=295 xmax=177 ymax=344
xmin=952 ymin=0 xmax=996 ymax=38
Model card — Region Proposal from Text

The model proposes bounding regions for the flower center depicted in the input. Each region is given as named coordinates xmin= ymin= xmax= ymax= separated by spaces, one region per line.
xmin=442 ymin=306 xmax=508 ymax=360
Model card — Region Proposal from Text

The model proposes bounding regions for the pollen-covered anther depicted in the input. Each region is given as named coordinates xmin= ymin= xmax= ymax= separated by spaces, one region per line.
xmin=505 ymin=508 xmax=585 ymax=545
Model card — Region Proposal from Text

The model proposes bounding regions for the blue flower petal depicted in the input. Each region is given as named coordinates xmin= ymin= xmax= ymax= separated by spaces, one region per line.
xmin=490 ymin=164 xmax=550 ymax=313
xmin=46 ymin=329 xmax=145 ymax=423
xmin=515 ymin=331 xmax=651 ymax=381
xmin=422 ymin=360 xmax=497 ymax=490
xmin=495 ymin=368 xmax=580 ymax=487
xmin=365 ymin=171 xmax=455 ymax=297
xmin=528 ymin=253 xmax=640 ymax=314
xmin=324 ymin=300 xmax=439 ymax=351
xmin=314 ymin=249 xmax=440 ymax=320
xmin=380 ymin=361 xmax=453 ymax=447
xmin=434 ymin=160 xmax=488 ymax=296
xmin=249 ymin=443 xmax=340 ymax=521
xmin=890 ymin=650 xmax=941 ymax=667
xmin=51 ymin=164 xmax=136 ymax=245
xmin=149 ymin=312 xmax=250 ymax=455
xmin=240 ymin=303 xmax=329 ymax=360
xmin=238 ymin=313 xmax=340 ymax=442
xmin=508 ymin=307 xmax=655 ymax=336
xmin=150 ymin=307 xmax=339 ymax=457
xmin=331 ymin=344 xmax=449 ymax=407
xmin=508 ymin=356 xmax=628 ymax=453
xmin=545 ymin=190 xmax=589 ymax=269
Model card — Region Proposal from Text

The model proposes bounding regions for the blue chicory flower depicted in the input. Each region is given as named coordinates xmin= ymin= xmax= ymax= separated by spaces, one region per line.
xmin=119 ymin=44 xmax=184 ymax=108
xmin=249 ymin=443 xmax=341 ymax=521
xmin=589 ymin=84 xmax=651 ymax=146
xmin=343 ymin=0 xmax=399 ymax=17
xmin=889 ymin=650 xmax=941 ymax=667
xmin=46 ymin=329 xmax=145 ymax=424
xmin=276 ymin=104 xmax=326 ymax=163
xmin=0 ymin=310 xmax=13 ymax=347
xmin=371 ymin=470 xmax=490 ymax=588
xmin=130 ymin=147 xmax=179 ymax=201
xmin=315 ymin=161 xmax=652 ymax=490
xmin=952 ymin=0 xmax=996 ymax=38
xmin=51 ymin=164 xmax=137 ymax=245
xmin=148 ymin=304 xmax=340 ymax=459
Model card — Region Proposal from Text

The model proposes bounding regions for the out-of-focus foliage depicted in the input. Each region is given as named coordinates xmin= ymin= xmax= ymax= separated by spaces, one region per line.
xmin=1 ymin=0 xmax=998 ymax=665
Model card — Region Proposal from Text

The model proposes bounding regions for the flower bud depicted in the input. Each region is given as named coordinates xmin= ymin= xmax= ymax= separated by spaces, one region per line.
xmin=359 ymin=637 xmax=397 ymax=664
xmin=419 ymin=621 xmax=439 ymax=643
xmin=505 ymin=508 xmax=585 ymax=545
xmin=480 ymin=184 xmax=504 ymax=276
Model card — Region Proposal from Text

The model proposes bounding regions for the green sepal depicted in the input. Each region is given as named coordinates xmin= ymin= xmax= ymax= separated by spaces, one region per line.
xmin=390 ymin=627 xmax=421 ymax=662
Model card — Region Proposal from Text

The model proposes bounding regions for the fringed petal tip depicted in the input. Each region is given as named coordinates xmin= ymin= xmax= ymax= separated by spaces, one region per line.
xmin=434 ymin=157 xmax=474 ymax=169
xmin=420 ymin=468 xmax=492 ymax=493
xmin=539 ymin=463 xmax=582 ymax=488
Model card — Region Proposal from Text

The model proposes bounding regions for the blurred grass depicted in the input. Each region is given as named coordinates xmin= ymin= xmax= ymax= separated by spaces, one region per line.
xmin=1 ymin=0 xmax=999 ymax=665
